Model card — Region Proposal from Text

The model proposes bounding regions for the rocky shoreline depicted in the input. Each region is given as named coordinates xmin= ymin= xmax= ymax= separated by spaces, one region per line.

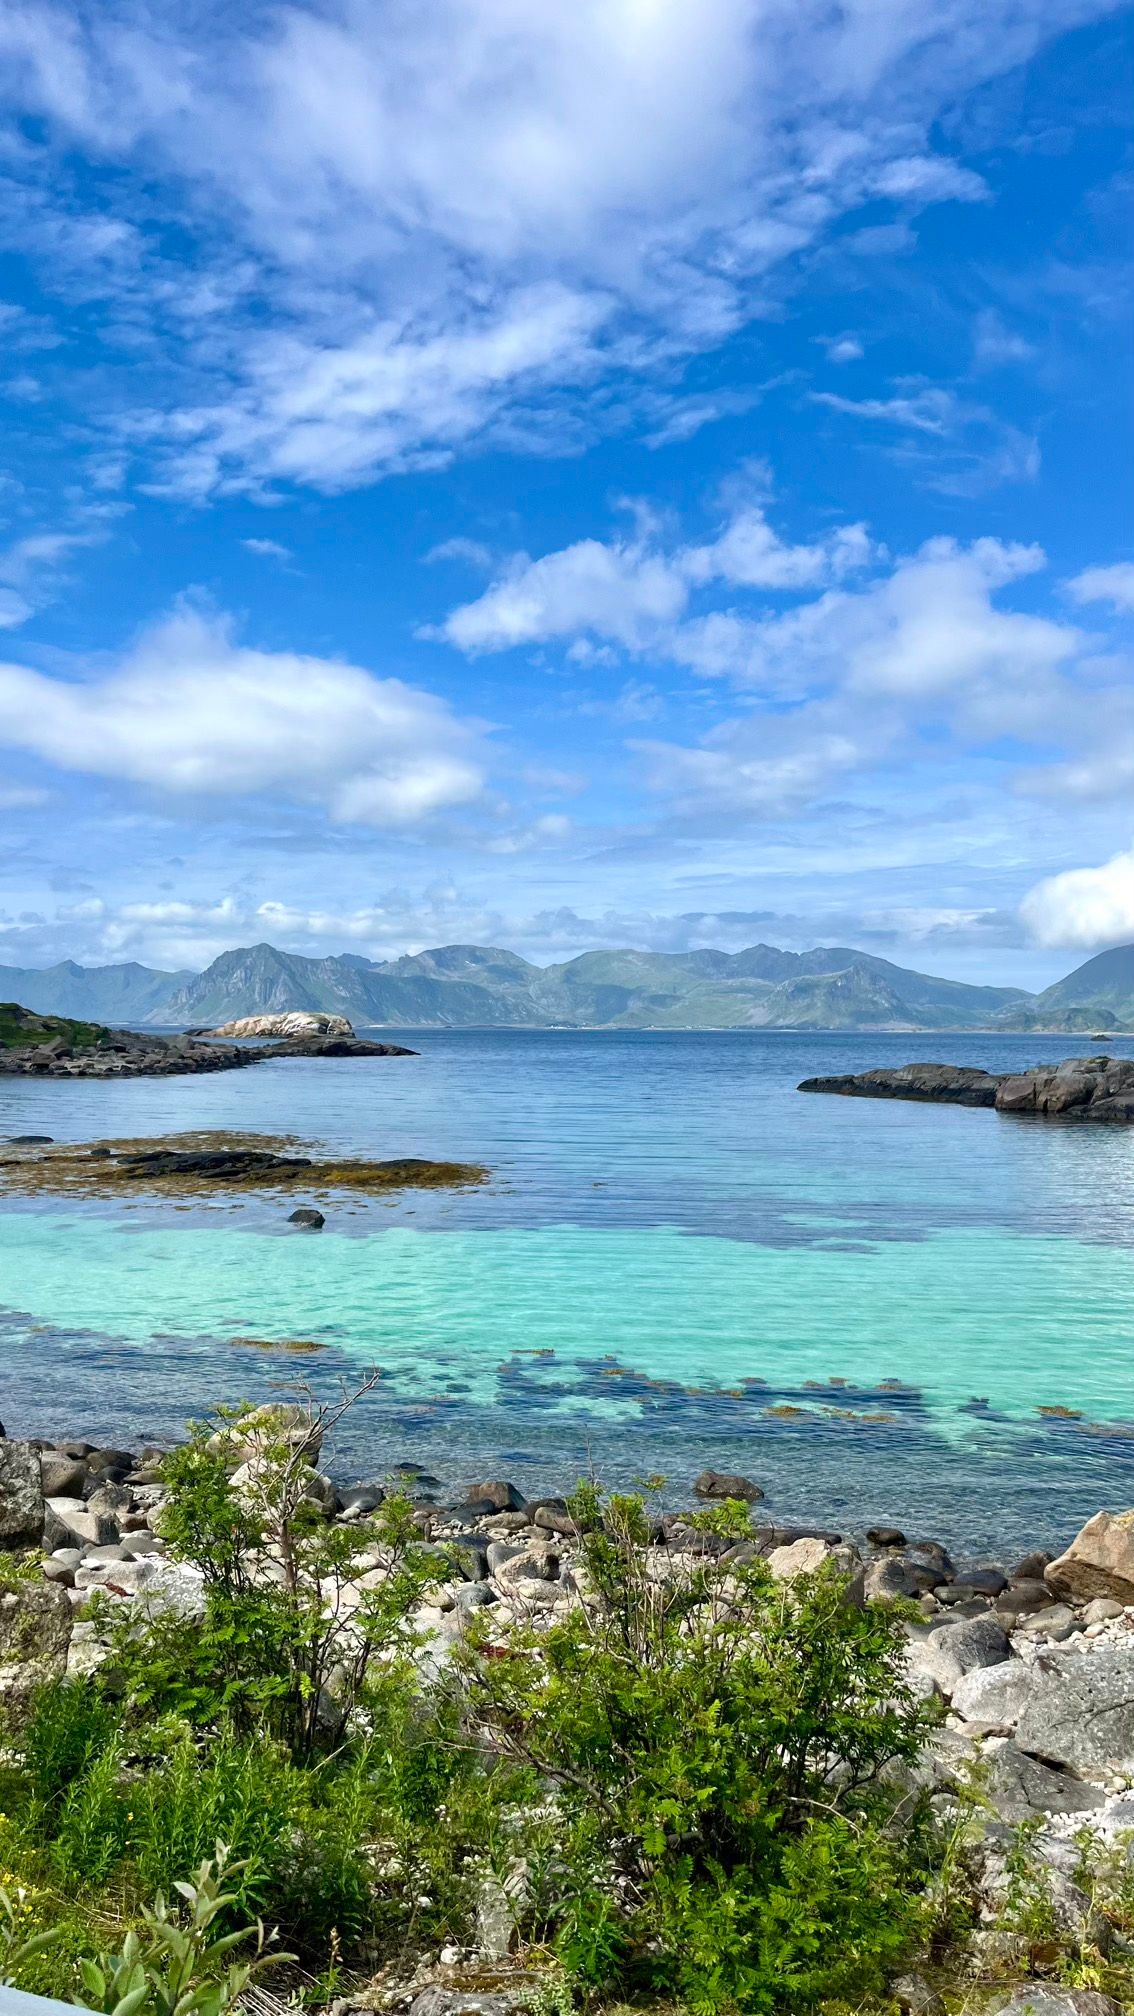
xmin=1 ymin=1427 xmax=1132 ymax=2014
xmin=0 ymin=1026 xmax=417 ymax=1078
xmin=799 ymin=1053 xmax=1134 ymax=1122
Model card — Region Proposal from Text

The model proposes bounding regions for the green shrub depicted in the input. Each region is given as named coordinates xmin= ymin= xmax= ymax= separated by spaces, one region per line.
xmin=459 ymin=1483 xmax=935 ymax=2013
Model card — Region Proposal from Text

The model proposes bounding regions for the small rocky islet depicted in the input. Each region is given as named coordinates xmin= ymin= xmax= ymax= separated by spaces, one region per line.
xmin=799 ymin=1053 xmax=1134 ymax=1122
xmin=0 ymin=1129 xmax=487 ymax=1202
xmin=0 ymin=1002 xmax=417 ymax=1078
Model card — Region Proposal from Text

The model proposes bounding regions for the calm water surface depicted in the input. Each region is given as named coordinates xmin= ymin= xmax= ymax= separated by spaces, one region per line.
xmin=1 ymin=1029 xmax=1132 ymax=1555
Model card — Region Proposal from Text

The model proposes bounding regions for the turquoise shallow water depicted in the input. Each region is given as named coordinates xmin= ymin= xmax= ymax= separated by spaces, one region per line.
xmin=1 ymin=1030 xmax=1133 ymax=1555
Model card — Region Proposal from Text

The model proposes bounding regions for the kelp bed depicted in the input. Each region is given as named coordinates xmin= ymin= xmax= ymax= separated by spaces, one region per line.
xmin=0 ymin=1129 xmax=488 ymax=1201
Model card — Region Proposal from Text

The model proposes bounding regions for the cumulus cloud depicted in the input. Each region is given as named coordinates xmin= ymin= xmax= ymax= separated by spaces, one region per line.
xmin=0 ymin=606 xmax=485 ymax=824
xmin=675 ymin=538 xmax=1076 ymax=703
xmin=0 ymin=0 xmax=1109 ymax=492
xmin=437 ymin=515 xmax=1078 ymax=720
xmin=434 ymin=500 xmax=873 ymax=654
xmin=1021 ymin=845 xmax=1134 ymax=948
xmin=1065 ymin=562 xmax=1134 ymax=612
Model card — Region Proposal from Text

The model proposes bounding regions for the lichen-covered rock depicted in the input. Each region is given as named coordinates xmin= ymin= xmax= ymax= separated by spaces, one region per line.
xmin=986 ymin=1989 xmax=1123 ymax=2016
xmin=210 ymin=1011 xmax=354 ymax=1038
xmin=983 ymin=1740 xmax=1107 ymax=1821
xmin=1014 ymin=1640 xmax=1134 ymax=1777
xmin=0 ymin=1581 xmax=72 ymax=1714
xmin=929 ymin=1612 xmax=1009 ymax=1669
xmin=951 ymin=1658 xmax=1035 ymax=1730
xmin=0 ymin=1440 xmax=44 ymax=1547
xmin=1045 ymin=1509 xmax=1134 ymax=1604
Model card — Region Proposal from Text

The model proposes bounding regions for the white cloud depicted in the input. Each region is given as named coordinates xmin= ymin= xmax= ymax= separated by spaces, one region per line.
xmin=0 ymin=0 xmax=1109 ymax=492
xmin=434 ymin=500 xmax=873 ymax=654
xmin=157 ymin=283 xmax=607 ymax=496
xmin=973 ymin=309 xmax=1034 ymax=367
xmin=0 ymin=606 xmax=485 ymax=824
xmin=812 ymin=383 xmax=1041 ymax=492
xmin=869 ymin=155 xmax=989 ymax=204
xmin=437 ymin=535 xmax=689 ymax=654
xmin=822 ymin=335 xmax=863 ymax=364
xmin=241 ymin=536 xmax=291 ymax=561
xmin=678 ymin=538 xmax=1074 ymax=703
xmin=437 ymin=516 xmax=1078 ymax=725
xmin=637 ymin=713 xmax=870 ymax=816
xmin=1021 ymin=845 xmax=1134 ymax=948
xmin=1065 ymin=562 xmax=1134 ymax=612
xmin=0 ymin=526 xmax=108 ymax=625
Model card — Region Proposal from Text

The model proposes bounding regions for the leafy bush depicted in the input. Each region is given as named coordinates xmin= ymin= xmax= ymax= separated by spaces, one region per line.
xmin=459 ymin=1484 xmax=935 ymax=2012
xmin=124 ymin=1403 xmax=440 ymax=1760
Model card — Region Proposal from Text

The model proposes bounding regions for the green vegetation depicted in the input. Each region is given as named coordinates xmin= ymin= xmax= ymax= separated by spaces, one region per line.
xmin=0 ymin=1001 xmax=107 ymax=1051
xmin=0 ymin=1404 xmax=1128 ymax=2015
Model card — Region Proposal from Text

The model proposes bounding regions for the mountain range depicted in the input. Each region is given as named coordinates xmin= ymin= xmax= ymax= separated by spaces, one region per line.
xmin=2 ymin=940 xmax=1132 ymax=1032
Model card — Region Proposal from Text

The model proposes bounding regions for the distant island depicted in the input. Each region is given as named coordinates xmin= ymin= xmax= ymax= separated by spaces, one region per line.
xmin=2 ymin=937 xmax=1132 ymax=1033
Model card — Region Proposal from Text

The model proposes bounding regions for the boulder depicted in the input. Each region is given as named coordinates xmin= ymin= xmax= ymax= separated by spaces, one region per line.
xmin=409 ymin=1992 xmax=528 ymax=2016
xmin=288 ymin=1207 xmax=325 ymax=1230
xmin=86 ymin=1448 xmax=136 ymax=1475
xmin=447 ymin=1535 xmax=491 ymax=1581
xmin=0 ymin=1582 xmax=72 ymax=1715
xmin=917 ymin=1613 xmax=1009 ymax=1691
xmin=986 ymin=1991 xmax=1122 ymax=2016
xmin=929 ymin=1611 xmax=1009 ymax=1662
xmin=1045 ymin=1509 xmax=1134 ymax=1605
xmin=0 ymin=1440 xmax=44 ymax=1547
xmin=1015 ymin=1602 xmax=1079 ymax=1642
xmin=864 ymin=1556 xmax=925 ymax=1603
xmin=338 ymin=1484 xmax=386 ymax=1517
xmin=492 ymin=1544 xmax=560 ymax=1584
xmin=767 ymin=1538 xmax=863 ymax=1595
xmin=40 ymin=1453 xmax=88 ymax=1499
xmin=891 ymin=1976 xmax=946 ymax=2016
xmin=950 ymin=1659 xmax=1035 ymax=1730
xmin=984 ymin=1740 xmax=1107 ymax=1822
xmin=1014 ymin=1641 xmax=1134 ymax=1776
xmin=693 ymin=1469 xmax=764 ymax=1504
xmin=46 ymin=1499 xmax=119 ymax=1548
xmin=997 ymin=1578 xmax=1055 ymax=1620
xmin=462 ymin=1480 xmax=527 ymax=1514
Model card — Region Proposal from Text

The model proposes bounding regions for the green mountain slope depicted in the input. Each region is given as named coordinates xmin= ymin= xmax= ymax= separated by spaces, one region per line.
xmin=1027 ymin=944 xmax=1134 ymax=1031
xmin=151 ymin=939 xmax=1036 ymax=1029
xmin=0 ymin=959 xmax=190 ymax=1022
xmin=7 ymin=938 xmax=1131 ymax=1032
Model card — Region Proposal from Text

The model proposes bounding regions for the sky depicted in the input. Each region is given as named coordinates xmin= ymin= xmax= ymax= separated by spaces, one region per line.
xmin=0 ymin=0 xmax=1131 ymax=988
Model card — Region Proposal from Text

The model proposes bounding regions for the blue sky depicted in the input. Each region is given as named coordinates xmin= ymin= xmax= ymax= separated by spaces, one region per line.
xmin=0 ymin=0 xmax=1131 ymax=986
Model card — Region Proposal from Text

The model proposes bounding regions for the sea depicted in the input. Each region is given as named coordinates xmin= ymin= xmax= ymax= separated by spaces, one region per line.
xmin=1 ymin=1028 xmax=1132 ymax=1560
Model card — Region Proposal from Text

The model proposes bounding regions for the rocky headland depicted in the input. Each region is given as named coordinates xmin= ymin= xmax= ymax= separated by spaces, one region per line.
xmin=799 ymin=1053 xmax=1134 ymax=1122
xmin=0 ymin=1000 xmax=417 ymax=1077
